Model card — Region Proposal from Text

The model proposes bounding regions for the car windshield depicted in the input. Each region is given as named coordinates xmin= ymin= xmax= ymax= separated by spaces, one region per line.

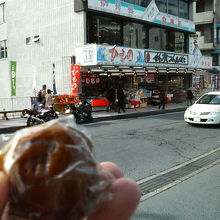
xmin=197 ymin=94 xmax=220 ymax=104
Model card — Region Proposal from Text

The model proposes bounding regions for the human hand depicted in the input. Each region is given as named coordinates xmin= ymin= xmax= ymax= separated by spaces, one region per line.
xmin=0 ymin=172 xmax=8 ymax=219
xmin=0 ymin=162 xmax=140 ymax=220
xmin=88 ymin=162 xmax=140 ymax=220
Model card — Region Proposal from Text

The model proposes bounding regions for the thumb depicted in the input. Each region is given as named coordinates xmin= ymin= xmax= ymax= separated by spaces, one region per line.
xmin=0 ymin=172 xmax=8 ymax=216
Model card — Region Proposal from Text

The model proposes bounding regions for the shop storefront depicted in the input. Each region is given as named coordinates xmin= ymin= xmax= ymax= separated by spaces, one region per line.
xmin=72 ymin=44 xmax=212 ymax=110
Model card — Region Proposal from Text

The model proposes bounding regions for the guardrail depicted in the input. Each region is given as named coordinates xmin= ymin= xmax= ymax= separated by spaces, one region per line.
xmin=0 ymin=97 xmax=31 ymax=119
xmin=0 ymin=110 xmax=25 ymax=120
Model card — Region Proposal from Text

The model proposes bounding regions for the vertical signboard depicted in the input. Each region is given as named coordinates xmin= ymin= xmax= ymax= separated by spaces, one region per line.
xmin=71 ymin=65 xmax=81 ymax=95
xmin=10 ymin=61 xmax=16 ymax=96
xmin=189 ymin=34 xmax=199 ymax=54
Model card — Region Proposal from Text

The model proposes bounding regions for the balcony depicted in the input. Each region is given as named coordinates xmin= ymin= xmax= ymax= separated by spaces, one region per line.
xmin=194 ymin=11 xmax=214 ymax=24
xmin=197 ymin=36 xmax=214 ymax=50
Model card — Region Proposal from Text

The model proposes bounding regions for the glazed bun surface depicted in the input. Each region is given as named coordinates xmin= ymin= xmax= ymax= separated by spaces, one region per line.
xmin=0 ymin=121 xmax=107 ymax=220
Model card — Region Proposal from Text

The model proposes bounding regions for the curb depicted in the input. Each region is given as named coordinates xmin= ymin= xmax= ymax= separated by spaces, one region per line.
xmin=93 ymin=107 xmax=186 ymax=122
xmin=0 ymin=126 xmax=26 ymax=134
xmin=0 ymin=107 xmax=186 ymax=133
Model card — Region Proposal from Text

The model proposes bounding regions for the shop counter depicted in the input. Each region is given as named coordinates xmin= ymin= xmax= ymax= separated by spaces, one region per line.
xmin=87 ymin=98 xmax=110 ymax=111
xmin=91 ymin=99 xmax=109 ymax=107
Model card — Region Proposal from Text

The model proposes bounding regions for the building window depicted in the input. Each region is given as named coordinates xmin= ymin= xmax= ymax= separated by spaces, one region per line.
xmin=140 ymin=0 xmax=151 ymax=8
xmin=217 ymin=27 xmax=220 ymax=44
xmin=87 ymin=14 xmax=188 ymax=52
xmin=155 ymin=0 xmax=189 ymax=18
xmin=212 ymin=54 xmax=219 ymax=66
xmin=26 ymin=37 xmax=31 ymax=45
xmin=196 ymin=0 xmax=205 ymax=13
xmin=174 ymin=32 xmax=185 ymax=53
xmin=33 ymin=35 xmax=40 ymax=43
xmin=149 ymin=27 xmax=167 ymax=51
xmin=155 ymin=0 xmax=167 ymax=13
xmin=0 ymin=3 xmax=5 ymax=23
xmin=0 ymin=40 xmax=7 ymax=59
xmin=122 ymin=0 xmax=151 ymax=8
xmin=168 ymin=0 xmax=178 ymax=16
xmin=87 ymin=16 xmax=121 ymax=45
xmin=123 ymin=22 xmax=147 ymax=49
xmin=179 ymin=0 xmax=189 ymax=19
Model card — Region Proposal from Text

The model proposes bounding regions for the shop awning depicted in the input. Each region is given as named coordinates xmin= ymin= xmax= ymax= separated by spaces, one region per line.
xmin=79 ymin=65 xmax=197 ymax=76
xmin=211 ymin=50 xmax=220 ymax=54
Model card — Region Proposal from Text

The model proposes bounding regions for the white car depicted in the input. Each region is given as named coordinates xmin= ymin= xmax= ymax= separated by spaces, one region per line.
xmin=184 ymin=91 xmax=220 ymax=125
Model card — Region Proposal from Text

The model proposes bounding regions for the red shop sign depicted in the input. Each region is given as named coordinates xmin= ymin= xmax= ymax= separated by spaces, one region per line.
xmin=71 ymin=65 xmax=81 ymax=95
xmin=82 ymin=72 xmax=100 ymax=85
xmin=146 ymin=74 xmax=155 ymax=83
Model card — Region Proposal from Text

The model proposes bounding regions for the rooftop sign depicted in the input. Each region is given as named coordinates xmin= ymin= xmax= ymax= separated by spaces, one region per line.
xmin=87 ymin=0 xmax=195 ymax=33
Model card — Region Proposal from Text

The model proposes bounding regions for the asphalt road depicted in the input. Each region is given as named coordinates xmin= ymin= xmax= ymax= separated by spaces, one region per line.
xmin=133 ymin=163 xmax=220 ymax=220
xmin=1 ymin=112 xmax=220 ymax=219
xmin=85 ymin=112 xmax=220 ymax=181
xmin=85 ymin=112 xmax=220 ymax=219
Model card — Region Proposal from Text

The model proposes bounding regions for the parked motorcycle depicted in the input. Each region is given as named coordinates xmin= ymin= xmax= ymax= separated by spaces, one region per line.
xmin=23 ymin=105 xmax=58 ymax=127
xmin=69 ymin=100 xmax=93 ymax=123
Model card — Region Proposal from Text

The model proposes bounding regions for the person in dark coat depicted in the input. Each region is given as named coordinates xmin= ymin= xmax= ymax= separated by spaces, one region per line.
xmin=117 ymin=88 xmax=126 ymax=113
xmin=186 ymin=89 xmax=194 ymax=106
xmin=106 ymin=86 xmax=116 ymax=112
xmin=158 ymin=89 xmax=166 ymax=110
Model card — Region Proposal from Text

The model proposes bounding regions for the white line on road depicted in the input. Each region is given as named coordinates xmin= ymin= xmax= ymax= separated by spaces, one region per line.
xmin=137 ymin=147 xmax=220 ymax=201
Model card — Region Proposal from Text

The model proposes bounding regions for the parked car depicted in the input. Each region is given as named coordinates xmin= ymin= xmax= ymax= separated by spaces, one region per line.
xmin=184 ymin=91 xmax=220 ymax=125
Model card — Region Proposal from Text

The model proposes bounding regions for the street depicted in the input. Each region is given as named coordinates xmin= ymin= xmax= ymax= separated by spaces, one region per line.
xmin=83 ymin=112 xmax=220 ymax=219
xmin=85 ymin=112 xmax=220 ymax=181
xmin=1 ymin=111 xmax=220 ymax=219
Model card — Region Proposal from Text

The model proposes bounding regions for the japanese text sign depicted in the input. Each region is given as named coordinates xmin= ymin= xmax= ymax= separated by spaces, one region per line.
xmin=71 ymin=65 xmax=81 ymax=95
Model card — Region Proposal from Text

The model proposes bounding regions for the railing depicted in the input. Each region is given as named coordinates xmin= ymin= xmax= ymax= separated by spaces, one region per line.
xmin=0 ymin=97 xmax=31 ymax=119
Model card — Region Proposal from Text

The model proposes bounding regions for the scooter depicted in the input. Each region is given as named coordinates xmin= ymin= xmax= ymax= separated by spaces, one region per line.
xmin=69 ymin=100 xmax=93 ymax=123
xmin=23 ymin=105 xmax=58 ymax=127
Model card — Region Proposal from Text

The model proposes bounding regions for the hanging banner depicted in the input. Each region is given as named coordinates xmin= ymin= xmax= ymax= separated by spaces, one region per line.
xmin=71 ymin=65 xmax=81 ymax=95
xmin=10 ymin=61 xmax=16 ymax=96
xmin=189 ymin=34 xmax=199 ymax=54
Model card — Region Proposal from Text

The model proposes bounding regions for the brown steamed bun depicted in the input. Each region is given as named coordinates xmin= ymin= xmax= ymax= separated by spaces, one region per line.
xmin=0 ymin=121 xmax=107 ymax=220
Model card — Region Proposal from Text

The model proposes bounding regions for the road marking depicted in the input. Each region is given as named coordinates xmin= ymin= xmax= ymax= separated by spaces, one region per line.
xmin=137 ymin=147 xmax=220 ymax=201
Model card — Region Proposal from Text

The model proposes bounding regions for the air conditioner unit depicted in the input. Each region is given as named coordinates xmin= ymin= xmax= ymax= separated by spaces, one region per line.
xmin=33 ymin=36 xmax=40 ymax=43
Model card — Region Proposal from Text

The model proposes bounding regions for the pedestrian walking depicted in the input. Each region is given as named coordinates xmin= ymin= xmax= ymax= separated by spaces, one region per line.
xmin=186 ymin=89 xmax=194 ymax=106
xmin=45 ymin=89 xmax=54 ymax=107
xmin=117 ymin=87 xmax=126 ymax=113
xmin=37 ymin=84 xmax=47 ymax=106
xmin=106 ymin=86 xmax=116 ymax=112
xmin=158 ymin=88 xmax=166 ymax=110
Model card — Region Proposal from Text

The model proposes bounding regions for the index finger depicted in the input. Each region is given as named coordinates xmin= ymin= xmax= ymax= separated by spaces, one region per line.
xmin=0 ymin=172 xmax=8 ymax=216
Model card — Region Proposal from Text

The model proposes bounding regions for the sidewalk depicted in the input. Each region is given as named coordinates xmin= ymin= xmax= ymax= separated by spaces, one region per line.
xmin=0 ymin=102 xmax=187 ymax=133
